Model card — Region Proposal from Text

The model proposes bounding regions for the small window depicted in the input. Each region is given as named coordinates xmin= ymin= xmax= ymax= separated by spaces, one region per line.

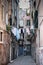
xmin=2 ymin=5 xmax=4 ymax=21
xmin=9 ymin=17 xmax=12 ymax=26
xmin=0 ymin=32 xmax=2 ymax=41
xmin=26 ymin=20 xmax=30 ymax=26
xmin=33 ymin=1 xmax=36 ymax=8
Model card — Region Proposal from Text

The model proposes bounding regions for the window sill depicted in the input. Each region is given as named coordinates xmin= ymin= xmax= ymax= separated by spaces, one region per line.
xmin=0 ymin=41 xmax=3 ymax=44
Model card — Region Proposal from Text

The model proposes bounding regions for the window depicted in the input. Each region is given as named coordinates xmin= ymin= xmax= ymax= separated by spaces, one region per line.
xmin=26 ymin=9 xmax=30 ymax=16
xmin=33 ymin=10 xmax=38 ymax=28
xmin=26 ymin=20 xmax=30 ymax=26
xmin=2 ymin=5 xmax=4 ymax=22
xmin=6 ymin=13 xmax=8 ymax=25
xmin=9 ymin=16 xmax=12 ymax=26
xmin=33 ymin=1 xmax=36 ymax=8
xmin=0 ymin=32 xmax=2 ymax=41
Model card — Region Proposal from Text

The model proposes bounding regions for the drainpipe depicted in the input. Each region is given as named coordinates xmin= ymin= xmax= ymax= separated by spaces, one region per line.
xmin=39 ymin=19 xmax=43 ymax=47
xmin=10 ymin=42 xmax=12 ymax=62
xmin=37 ymin=0 xmax=41 ymax=9
xmin=38 ymin=27 xmax=40 ymax=48
xmin=10 ymin=39 xmax=14 ymax=62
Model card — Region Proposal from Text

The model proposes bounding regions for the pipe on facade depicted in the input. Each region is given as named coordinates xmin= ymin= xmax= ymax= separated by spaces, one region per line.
xmin=37 ymin=0 xmax=41 ymax=9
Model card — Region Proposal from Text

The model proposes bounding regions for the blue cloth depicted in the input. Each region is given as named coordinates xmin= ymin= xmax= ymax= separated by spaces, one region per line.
xmin=11 ymin=27 xmax=17 ymax=36
xmin=16 ymin=29 xmax=20 ymax=40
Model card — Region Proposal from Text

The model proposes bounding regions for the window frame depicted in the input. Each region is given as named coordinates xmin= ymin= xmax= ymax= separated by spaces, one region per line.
xmin=26 ymin=20 xmax=30 ymax=26
xmin=0 ymin=31 xmax=3 ymax=42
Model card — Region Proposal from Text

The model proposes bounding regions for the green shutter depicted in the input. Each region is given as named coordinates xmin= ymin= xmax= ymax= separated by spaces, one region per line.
xmin=33 ymin=10 xmax=38 ymax=28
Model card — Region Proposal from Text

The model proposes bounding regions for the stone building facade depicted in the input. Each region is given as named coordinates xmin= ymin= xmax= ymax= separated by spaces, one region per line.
xmin=0 ymin=0 xmax=11 ymax=64
xmin=30 ymin=0 xmax=43 ymax=65
xmin=10 ymin=0 xmax=19 ymax=61
xmin=8 ymin=0 xmax=20 ymax=62
xmin=36 ymin=0 xmax=43 ymax=65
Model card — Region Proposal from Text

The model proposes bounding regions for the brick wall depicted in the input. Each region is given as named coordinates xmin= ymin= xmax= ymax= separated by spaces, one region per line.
xmin=0 ymin=31 xmax=11 ymax=65
xmin=0 ymin=0 xmax=11 ymax=64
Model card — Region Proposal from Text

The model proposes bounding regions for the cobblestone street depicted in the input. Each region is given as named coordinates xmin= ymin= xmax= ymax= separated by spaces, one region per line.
xmin=8 ymin=56 xmax=36 ymax=65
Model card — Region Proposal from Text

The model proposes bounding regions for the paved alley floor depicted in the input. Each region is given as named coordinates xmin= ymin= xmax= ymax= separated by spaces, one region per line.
xmin=8 ymin=56 xmax=36 ymax=65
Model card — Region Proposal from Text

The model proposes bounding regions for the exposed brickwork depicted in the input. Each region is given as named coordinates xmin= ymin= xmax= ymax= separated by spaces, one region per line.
xmin=0 ymin=31 xmax=11 ymax=65
xmin=0 ymin=0 xmax=11 ymax=64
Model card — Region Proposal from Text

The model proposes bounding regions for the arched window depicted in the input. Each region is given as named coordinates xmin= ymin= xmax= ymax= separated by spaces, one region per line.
xmin=9 ymin=16 xmax=12 ymax=26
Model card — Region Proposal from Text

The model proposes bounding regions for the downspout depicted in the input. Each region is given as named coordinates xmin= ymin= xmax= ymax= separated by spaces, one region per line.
xmin=37 ymin=0 xmax=41 ymax=47
xmin=37 ymin=0 xmax=41 ymax=9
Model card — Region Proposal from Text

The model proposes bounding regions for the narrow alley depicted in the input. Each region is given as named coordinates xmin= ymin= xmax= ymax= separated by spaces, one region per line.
xmin=8 ymin=56 xmax=36 ymax=65
xmin=0 ymin=0 xmax=43 ymax=65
